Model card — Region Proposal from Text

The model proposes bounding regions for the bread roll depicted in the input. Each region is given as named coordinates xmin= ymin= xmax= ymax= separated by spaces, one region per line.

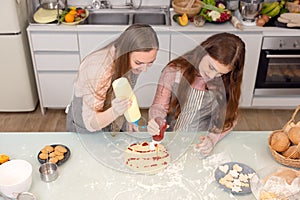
xmin=282 ymin=145 xmax=300 ymax=159
xmin=288 ymin=126 xmax=300 ymax=145
xmin=270 ymin=131 xmax=291 ymax=152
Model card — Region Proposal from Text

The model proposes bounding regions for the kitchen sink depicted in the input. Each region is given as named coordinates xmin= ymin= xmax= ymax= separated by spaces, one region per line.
xmin=87 ymin=12 xmax=130 ymax=25
xmin=85 ymin=8 xmax=170 ymax=26
xmin=133 ymin=13 xmax=166 ymax=25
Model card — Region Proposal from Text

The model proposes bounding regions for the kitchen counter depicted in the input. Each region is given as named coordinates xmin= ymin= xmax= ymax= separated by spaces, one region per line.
xmin=0 ymin=131 xmax=284 ymax=200
xmin=28 ymin=10 xmax=300 ymax=35
xmin=169 ymin=11 xmax=300 ymax=35
xmin=28 ymin=19 xmax=300 ymax=35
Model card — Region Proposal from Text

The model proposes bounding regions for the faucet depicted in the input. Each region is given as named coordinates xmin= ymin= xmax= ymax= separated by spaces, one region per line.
xmin=92 ymin=0 xmax=111 ymax=9
xmin=125 ymin=0 xmax=142 ymax=9
xmin=100 ymin=0 xmax=111 ymax=8
xmin=125 ymin=0 xmax=134 ymax=8
xmin=64 ymin=0 xmax=68 ymax=9
xmin=56 ymin=0 xmax=68 ymax=24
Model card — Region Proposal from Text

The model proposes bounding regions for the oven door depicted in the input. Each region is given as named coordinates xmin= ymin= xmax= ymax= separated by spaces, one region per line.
xmin=254 ymin=50 xmax=300 ymax=96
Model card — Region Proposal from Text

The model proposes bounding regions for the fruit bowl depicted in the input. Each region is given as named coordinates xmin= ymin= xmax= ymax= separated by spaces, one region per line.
xmin=60 ymin=8 xmax=89 ymax=25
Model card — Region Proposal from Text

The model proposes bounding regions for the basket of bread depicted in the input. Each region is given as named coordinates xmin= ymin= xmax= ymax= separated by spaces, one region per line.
xmin=172 ymin=0 xmax=202 ymax=17
xmin=268 ymin=105 xmax=300 ymax=168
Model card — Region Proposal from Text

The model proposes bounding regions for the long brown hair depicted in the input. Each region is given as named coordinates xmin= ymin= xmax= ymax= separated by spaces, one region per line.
xmin=168 ymin=32 xmax=245 ymax=131
xmin=96 ymin=24 xmax=159 ymax=111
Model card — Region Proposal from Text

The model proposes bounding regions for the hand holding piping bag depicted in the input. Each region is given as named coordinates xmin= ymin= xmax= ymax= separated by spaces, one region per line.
xmin=111 ymin=97 xmax=132 ymax=117
xmin=147 ymin=117 xmax=168 ymax=138
xmin=147 ymin=118 xmax=160 ymax=136
xmin=148 ymin=117 xmax=168 ymax=150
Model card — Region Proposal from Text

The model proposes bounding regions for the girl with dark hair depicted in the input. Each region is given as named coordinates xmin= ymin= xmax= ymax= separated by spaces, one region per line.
xmin=67 ymin=24 xmax=159 ymax=133
xmin=147 ymin=32 xmax=245 ymax=157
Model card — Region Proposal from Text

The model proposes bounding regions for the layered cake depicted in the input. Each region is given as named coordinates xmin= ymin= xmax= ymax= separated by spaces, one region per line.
xmin=124 ymin=142 xmax=170 ymax=174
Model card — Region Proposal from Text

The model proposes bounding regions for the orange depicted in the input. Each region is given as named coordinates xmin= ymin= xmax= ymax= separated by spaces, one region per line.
xmin=64 ymin=13 xmax=75 ymax=23
xmin=69 ymin=10 xmax=77 ymax=15
xmin=0 ymin=154 xmax=9 ymax=164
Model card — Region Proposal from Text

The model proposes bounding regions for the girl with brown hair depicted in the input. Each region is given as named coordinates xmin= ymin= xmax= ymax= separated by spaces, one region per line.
xmin=67 ymin=24 xmax=159 ymax=133
xmin=147 ymin=32 xmax=245 ymax=157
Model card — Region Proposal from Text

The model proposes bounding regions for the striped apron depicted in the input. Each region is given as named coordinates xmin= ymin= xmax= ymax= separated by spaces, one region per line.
xmin=168 ymin=71 xmax=226 ymax=133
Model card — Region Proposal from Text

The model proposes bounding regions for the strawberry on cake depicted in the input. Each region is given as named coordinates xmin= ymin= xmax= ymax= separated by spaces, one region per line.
xmin=124 ymin=142 xmax=170 ymax=174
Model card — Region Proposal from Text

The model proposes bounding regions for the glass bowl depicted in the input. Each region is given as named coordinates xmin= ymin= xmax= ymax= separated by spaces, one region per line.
xmin=250 ymin=165 xmax=300 ymax=199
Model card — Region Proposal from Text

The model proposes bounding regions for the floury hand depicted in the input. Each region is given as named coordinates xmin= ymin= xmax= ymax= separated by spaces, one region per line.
xmin=195 ymin=135 xmax=214 ymax=158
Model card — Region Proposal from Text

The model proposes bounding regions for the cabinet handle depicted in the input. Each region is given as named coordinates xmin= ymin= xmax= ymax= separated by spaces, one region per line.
xmin=266 ymin=55 xmax=300 ymax=58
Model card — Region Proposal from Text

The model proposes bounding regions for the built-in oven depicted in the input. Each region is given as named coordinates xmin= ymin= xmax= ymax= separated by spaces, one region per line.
xmin=254 ymin=36 xmax=300 ymax=97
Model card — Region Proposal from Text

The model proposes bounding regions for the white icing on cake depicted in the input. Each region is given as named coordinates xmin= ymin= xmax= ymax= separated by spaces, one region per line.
xmin=124 ymin=142 xmax=170 ymax=174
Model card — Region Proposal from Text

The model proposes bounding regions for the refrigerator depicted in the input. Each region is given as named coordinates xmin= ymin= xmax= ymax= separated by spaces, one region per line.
xmin=0 ymin=0 xmax=38 ymax=111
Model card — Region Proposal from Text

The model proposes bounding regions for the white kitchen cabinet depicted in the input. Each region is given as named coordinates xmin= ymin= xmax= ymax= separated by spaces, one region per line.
xmin=78 ymin=29 xmax=170 ymax=108
xmin=30 ymin=32 xmax=78 ymax=51
xmin=236 ymin=33 xmax=263 ymax=107
xmin=78 ymin=31 xmax=121 ymax=60
xmin=34 ymin=52 xmax=79 ymax=71
xmin=38 ymin=72 xmax=77 ymax=107
xmin=170 ymin=31 xmax=263 ymax=108
xmin=170 ymin=32 xmax=209 ymax=59
xmin=27 ymin=30 xmax=80 ymax=114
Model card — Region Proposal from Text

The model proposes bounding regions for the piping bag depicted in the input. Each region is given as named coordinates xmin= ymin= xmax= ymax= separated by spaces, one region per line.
xmin=149 ymin=117 xmax=168 ymax=150
xmin=112 ymin=77 xmax=167 ymax=148
xmin=112 ymin=77 xmax=144 ymax=129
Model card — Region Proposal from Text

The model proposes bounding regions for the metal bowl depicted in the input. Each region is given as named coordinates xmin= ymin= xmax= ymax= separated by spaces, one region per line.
xmin=238 ymin=0 xmax=262 ymax=22
xmin=39 ymin=162 xmax=59 ymax=182
xmin=41 ymin=1 xmax=65 ymax=10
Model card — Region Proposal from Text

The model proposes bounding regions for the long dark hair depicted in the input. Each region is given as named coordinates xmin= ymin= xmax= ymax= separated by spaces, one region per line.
xmin=96 ymin=24 xmax=159 ymax=111
xmin=168 ymin=32 xmax=245 ymax=131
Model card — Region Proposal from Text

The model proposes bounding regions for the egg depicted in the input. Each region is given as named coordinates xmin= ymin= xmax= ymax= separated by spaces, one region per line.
xmin=270 ymin=131 xmax=291 ymax=152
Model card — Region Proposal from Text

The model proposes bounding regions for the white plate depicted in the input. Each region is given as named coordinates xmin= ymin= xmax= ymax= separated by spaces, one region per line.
xmin=33 ymin=8 xmax=61 ymax=24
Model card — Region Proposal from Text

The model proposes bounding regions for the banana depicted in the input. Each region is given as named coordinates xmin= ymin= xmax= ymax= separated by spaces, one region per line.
xmin=279 ymin=0 xmax=286 ymax=8
xmin=266 ymin=5 xmax=281 ymax=17
xmin=262 ymin=2 xmax=274 ymax=9
xmin=260 ymin=1 xmax=279 ymax=15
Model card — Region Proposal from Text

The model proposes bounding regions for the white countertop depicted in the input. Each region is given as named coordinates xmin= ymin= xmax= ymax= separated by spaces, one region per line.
xmin=0 ymin=131 xmax=284 ymax=200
